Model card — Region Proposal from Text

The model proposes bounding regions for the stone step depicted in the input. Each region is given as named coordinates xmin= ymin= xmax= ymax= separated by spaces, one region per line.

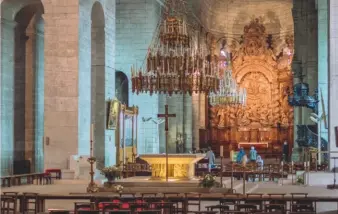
xmin=61 ymin=169 xmax=75 ymax=180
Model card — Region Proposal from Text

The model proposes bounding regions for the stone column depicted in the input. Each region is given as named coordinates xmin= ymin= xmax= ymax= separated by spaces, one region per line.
xmin=43 ymin=0 xmax=80 ymax=169
xmin=184 ymin=94 xmax=193 ymax=152
xmin=34 ymin=14 xmax=45 ymax=173
xmin=192 ymin=93 xmax=200 ymax=149
xmin=24 ymin=18 xmax=36 ymax=168
xmin=0 ymin=18 xmax=16 ymax=176
xmin=329 ymin=0 xmax=338 ymax=168
xmin=291 ymin=0 xmax=318 ymax=161
xmin=317 ymin=0 xmax=329 ymax=161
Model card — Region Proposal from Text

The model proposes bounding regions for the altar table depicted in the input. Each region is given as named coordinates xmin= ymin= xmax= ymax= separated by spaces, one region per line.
xmin=139 ymin=154 xmax=206 ymax=180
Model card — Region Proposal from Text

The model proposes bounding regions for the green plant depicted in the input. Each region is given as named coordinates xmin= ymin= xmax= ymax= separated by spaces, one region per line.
xmin=100 ymin=165 xmax=122 ymax=181
xmin=199 ymin=174 xmax=216 ymax=188
xmin=296 ymin=176 xmax=304 ymax=185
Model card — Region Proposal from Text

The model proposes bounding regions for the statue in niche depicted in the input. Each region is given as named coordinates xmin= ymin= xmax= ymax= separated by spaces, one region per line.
xmin=217 ymin=108 xmax=226 ymax=128
xmin=281 ymin=113 xmax=289 ymax=126
xmin=237 ymin=108 xmax=251 ymax=127
xmin=176 ymin=133 xmax=184 ymax=153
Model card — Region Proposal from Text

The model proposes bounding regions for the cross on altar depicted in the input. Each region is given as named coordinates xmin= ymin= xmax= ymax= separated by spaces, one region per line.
xmin=157 ymin=104 xmax=176 ymax=182
xmin=157 ymin=105 xmax=176 ymax=131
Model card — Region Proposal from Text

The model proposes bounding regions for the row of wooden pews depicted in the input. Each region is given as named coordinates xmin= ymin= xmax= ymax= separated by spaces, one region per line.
xmin=2 ymin=191 xmax=335 ymax=213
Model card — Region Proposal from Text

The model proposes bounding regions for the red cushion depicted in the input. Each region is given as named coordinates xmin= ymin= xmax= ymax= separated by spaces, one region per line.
xmin=45 ymin=169 xmax=61 ymax=172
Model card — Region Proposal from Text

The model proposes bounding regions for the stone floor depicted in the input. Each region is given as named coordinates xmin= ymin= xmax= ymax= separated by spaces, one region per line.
xmin=2 ymin=177 xmax=338 ymax=213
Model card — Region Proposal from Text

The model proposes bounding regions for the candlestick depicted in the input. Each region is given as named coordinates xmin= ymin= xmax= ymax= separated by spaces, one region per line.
xmin=220 ymin=145 xmax=224 ymax=157
xmin=90 ymin=124 xmax=94 ymax=157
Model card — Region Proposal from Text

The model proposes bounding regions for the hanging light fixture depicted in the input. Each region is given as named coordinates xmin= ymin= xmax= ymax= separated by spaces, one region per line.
xmin=209 ymin=40 xmax=246 ymax=106
xmin=131 ymin=0 xmax=220 ymax=96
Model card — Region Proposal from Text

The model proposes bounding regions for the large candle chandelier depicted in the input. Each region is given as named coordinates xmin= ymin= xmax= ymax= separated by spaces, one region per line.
xmin=209 ymin=41 xmax=246 ymax=106
xmin=131 ymin=0 xmax=219 ymax=96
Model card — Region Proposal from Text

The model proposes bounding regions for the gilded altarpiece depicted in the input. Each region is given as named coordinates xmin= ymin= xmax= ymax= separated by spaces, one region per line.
xmin=209 ymin=19 xmax=294 ymax=156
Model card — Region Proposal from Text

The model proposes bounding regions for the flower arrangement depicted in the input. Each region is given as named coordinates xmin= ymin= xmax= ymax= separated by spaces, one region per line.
xmin=114 ymin=184 xmax=124 ymax=193
xmin=199 ymin=174 xmax=216 ymax=188
xmin=100 ymin=165 xmax=122 ymax=181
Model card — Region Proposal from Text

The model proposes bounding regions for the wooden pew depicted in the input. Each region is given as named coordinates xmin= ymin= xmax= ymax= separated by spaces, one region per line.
xmin=1 ymin=173 xmax=51 ymax=187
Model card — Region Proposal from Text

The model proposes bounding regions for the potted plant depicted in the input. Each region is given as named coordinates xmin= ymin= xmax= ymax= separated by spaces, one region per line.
xmin=296 ymin=176 xmax=304 ymax=185
xmin=199 ymin=174 xmax=217 ymax=189
xmin=100 ymin=165 xmax=122 ymax=182
xmin=114 ymin=184 xmax=124 ymax=193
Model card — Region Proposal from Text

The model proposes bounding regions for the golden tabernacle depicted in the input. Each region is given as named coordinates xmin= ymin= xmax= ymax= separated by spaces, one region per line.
xmin=139 ymin=154 xmax=205 ymax=180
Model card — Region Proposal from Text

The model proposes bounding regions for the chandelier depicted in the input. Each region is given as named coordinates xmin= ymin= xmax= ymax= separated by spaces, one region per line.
xmin=209 ymin=41 xmax=246 ymax=106
xmin=131 ymin=0 xmax=219 ymax=96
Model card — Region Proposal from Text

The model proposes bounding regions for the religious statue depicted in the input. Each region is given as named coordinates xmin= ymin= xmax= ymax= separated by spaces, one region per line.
xmin=176 ymin=133 xmax=184 ymax=153
xmin=217 ymin=108 xmax=226 ymax=128
xmin=107 ymin=99 xmax=119 ymax=129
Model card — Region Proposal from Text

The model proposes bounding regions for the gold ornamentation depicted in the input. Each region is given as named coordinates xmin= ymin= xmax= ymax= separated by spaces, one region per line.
xmin=210 ymin=18 xmax=294 ymax=146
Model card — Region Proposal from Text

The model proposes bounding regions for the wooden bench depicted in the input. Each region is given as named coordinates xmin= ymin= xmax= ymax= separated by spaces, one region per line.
xmin=1 ymin=173 xmax=51 ymax=187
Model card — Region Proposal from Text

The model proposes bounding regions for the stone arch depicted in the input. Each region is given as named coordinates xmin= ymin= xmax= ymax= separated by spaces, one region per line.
xmin=115 ymin=71 xmax=129 ymax=106
xmin=91 ymin=1 xmax=106 ymax=168
xmin=1 ymin=0 xmax=45 ymax=176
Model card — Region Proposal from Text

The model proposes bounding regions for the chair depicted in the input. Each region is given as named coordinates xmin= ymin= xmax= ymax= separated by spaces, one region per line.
xmin=74 ymin=202 xmax=96 ymax=213
xmin=77 ymin=211 xmax=100 ymax=214
xmin=23 ymin=192 xmax=41 ymax=214
xmin=101 ymin=202 xmax=121 ymax=212
xmin=290 ymin=193 xmax=314 ymax=212
xmin=154 ymin=202 xmax=175 ymax=214
xmin=134 ymin=211 xmax=161 ymax=214
xmin=265 ymin=194 xmax=286 ymax=213
xmin=1 ymin=195 xmax=17 ymax=214
xmin=107 ymin=211 xmax=131 ymax=214
xmin=129 ymin=202 xmax=149 ymax=212
xmin=48 ymin=210 xmax=71 ymax=214
xmin=185 ymin=193 xmax=202 ymax=213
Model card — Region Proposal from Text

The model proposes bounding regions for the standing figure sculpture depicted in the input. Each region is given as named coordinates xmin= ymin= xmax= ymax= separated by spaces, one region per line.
xmin=176 ymin=133 xmax=184 ymax=153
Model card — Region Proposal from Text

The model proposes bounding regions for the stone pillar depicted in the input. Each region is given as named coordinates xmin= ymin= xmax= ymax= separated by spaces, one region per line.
xmin=24 ymin=18 xmax=36 ymax=168
xmin=0 ymin=18 xmax=16 ymax=176
xmin=184 ymin=94 xmax=193 ymax=152
xmin=43 ymin=0 xmax=80 ymax=169
xmin=192 ymin=93 xmax=200 ymax=149
xmin=91 ymin=26 xmax=106 ymax=168
xmin=34 ymin=14 xmax=44 ymax=173
xmin=14 ymin=24 xmax=27 ymax=162
xmin=317 ymin=0 xmax=329 ymax=160
xmin=291 ymin=0 xmax=318 ymax=161
xmin=329 ymin=0 xmax=338 ymax=168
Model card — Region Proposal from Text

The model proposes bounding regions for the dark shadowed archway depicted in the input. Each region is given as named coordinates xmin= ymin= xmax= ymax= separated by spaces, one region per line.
xmin=12 ymin=1 xmax=45 ymax=174
xmin=115 ymin=71 xmax=129 ymax=106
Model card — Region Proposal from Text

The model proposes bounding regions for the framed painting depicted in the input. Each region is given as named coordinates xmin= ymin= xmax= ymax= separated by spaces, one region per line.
xmin=107 ymin=99 xmax=119 ymax=130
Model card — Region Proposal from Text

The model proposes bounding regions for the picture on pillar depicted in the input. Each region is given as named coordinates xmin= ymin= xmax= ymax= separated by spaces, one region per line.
xmin=107 ymin=99 xmax=119 ymax=130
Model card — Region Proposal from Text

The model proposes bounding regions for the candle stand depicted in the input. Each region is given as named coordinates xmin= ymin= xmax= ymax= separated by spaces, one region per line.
xmin=86 ymin=156 xmax=98 ymax=193
xmin=220 ymin=156 xmax=224 ymax=187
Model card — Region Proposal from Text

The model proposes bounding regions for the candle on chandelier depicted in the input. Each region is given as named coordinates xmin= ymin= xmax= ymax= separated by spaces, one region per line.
xmin=220 ymin=145 xmax=224 ymax=157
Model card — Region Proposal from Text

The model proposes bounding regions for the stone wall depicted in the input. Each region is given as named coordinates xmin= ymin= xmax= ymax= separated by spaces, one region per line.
xmin=329 ymin=0 xmax=338 ymax=168
xmin=115 ymin=0 xmax=161 ymax=155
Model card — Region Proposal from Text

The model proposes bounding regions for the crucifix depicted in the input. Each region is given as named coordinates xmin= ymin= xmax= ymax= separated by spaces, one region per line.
xmin=157 ymin=104 xmax=176 ymax=182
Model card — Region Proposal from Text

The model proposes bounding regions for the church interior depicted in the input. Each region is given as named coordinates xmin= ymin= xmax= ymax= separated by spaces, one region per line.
xmin=1 ymin=0 xmax=338 ymax=213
